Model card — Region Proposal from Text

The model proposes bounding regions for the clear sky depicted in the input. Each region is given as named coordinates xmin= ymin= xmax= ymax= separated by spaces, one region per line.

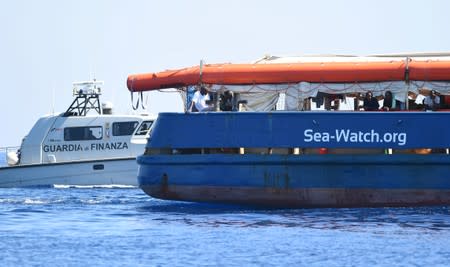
xmin=1 ymin=0 xmax=449 ymax=146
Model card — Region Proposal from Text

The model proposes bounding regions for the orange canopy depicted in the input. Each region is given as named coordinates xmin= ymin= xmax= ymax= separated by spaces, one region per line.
xmin=127 ymin=60 xmax=450 ymax=92
xmin=409 ymin=60 xmax=450 ymax=80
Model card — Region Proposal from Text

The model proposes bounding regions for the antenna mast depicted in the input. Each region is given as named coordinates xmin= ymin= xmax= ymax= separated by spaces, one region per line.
xmin=64 ymin=80 xmax=104 ymax=116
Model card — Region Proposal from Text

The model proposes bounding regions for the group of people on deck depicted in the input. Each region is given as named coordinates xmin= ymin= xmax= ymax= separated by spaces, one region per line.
xmin=190 ymin=86 xmax=442 ymax=112
xmin=361 ymin=91 xmax=398 ymax=111
xmin=189 ymin=86 xmax=235 ymax=112
xmin=362 ymin=90 xmax=440 ymax=111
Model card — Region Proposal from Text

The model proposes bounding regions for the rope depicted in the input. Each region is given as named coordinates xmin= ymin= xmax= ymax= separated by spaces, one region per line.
xmin=130 ymin=92 xmax=140 ymax=110
xmin=140 ymin=92 xmax=148 ymax=109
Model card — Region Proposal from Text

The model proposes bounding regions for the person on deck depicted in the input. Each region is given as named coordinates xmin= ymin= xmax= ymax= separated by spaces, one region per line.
xmin=381 ymin=90 xmax=395 ymax=111
xmin=190 ymin=86 xmax=214 ymax=112
xmin=362 ymin=91 xmax=379 ymax=111
xmin=423 ymin=90 xmax=440 ymax=111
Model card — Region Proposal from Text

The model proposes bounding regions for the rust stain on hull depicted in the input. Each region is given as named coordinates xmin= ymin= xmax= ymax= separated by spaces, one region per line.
xmin=141 ymin=185 xmax=450 ymax=208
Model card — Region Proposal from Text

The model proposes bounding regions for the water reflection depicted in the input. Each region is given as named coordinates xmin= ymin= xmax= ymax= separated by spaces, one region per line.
xmin=139 ymin=200 xmax=450 ymax=231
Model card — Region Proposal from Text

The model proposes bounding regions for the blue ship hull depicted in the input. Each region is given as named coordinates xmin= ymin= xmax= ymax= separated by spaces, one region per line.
xmin=138 ymin=154 xmax=450 ymax=207
xmin=137 ymin=112 xmax=450 ymax=207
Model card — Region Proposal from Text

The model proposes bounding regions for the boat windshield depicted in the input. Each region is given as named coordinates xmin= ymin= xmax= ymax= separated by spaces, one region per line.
xmin=135 ymin=121 xmax=153 ymax=136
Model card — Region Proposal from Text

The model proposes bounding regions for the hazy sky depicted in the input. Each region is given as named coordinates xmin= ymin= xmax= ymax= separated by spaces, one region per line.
xmin=1 ymin=0 xmax=449 ymax=146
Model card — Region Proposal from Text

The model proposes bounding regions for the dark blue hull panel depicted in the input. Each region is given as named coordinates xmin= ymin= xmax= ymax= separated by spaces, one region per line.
xmin=137 ymin=154 xmax=450 ymax=207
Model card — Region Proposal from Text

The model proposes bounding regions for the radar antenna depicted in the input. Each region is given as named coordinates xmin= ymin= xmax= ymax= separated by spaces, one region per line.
xmin=64 ymin=80 xmax=104 ymax=116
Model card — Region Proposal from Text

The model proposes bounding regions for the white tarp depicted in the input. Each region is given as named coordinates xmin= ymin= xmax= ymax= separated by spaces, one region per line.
xmin=409 ymin=81 xmax=450 ymax=95
xmin=206 ymin=80 xmax=450 ymax=111
xmin=209 ymin=81 xmax=412 ymax=111
xmin=253 ymin=53 xmax=450 ymax=64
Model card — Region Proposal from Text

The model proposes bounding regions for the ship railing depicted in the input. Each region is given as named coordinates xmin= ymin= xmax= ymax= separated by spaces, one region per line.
xmin=145 ymin=147 xmax=450 ymax=156
xmin=0 ymin=146 xmax=20 ymax=167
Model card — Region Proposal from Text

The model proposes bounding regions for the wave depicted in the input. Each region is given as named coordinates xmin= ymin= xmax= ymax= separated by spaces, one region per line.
xmin=0 ymin=187 xmax=145 ymax=206
xmin=139 ymin=201 xmax=450 ymax=231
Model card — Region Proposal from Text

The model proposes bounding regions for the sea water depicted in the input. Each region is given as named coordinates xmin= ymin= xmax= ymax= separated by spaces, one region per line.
xmin=1 ymin=187 xmax=449 ymax=267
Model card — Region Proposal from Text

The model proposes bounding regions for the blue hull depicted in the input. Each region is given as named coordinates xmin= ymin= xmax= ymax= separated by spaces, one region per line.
xmin=138 ymin=111 xmax=450 ymax=207
xmin=138 ymin=154 xmax=450 ymax=207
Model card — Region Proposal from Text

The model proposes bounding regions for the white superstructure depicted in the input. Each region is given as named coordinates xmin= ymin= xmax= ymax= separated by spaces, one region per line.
xmin=0 ymin=81 xmax=155 ymax=187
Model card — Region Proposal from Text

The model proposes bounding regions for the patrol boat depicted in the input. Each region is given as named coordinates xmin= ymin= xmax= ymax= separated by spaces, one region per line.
xmin=0 ymin=81 xmax=155 ymax=187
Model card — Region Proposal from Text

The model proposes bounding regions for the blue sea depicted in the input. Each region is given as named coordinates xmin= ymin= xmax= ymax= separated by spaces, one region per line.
xmin=1 ymin=187 xmax=450 ymax=267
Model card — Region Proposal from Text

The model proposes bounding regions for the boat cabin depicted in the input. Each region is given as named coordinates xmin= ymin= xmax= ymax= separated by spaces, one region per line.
xmin=7 ymin=81 xmax=155 ymax=166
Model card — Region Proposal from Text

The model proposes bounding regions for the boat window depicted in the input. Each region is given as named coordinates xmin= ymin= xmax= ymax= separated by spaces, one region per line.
xmin=112 ymin=121 xmax=139 ymax=136
xmin=64 ymin=126 xmax=103 ymax=141
xmin=135 ymin=121 xmax=153 ymax=135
